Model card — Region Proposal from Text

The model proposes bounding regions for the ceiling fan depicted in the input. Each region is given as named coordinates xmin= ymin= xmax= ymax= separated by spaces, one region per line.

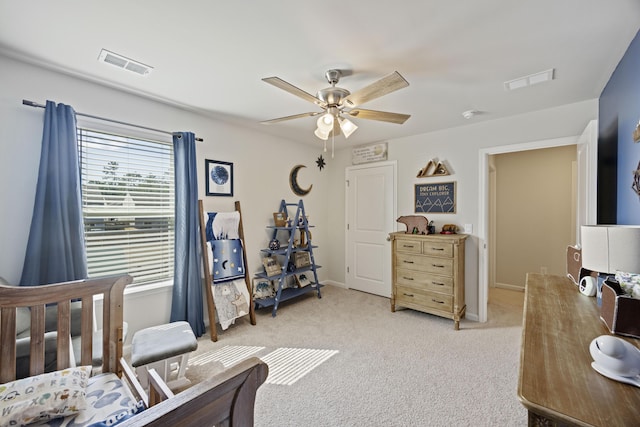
xmin=261 ymin=69 xmax=411 ymax=141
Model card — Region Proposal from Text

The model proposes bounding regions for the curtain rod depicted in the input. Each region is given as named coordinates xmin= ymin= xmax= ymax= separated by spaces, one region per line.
xmin=22 ymin=99 xmax=204 ymax=142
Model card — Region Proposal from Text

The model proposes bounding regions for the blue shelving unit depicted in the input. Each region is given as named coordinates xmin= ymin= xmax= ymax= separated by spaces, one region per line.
xmin=254 ymin=199 xmax=322 ymax=316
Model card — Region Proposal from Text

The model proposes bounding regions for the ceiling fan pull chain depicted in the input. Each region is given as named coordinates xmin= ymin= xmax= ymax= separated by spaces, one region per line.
xmin=323 ymin=139 xmax=327 ymax=153
xmin=331 ymin=132 xmax=335 ymax=158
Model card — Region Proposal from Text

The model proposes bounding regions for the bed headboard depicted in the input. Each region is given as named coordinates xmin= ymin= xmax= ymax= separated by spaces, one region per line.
xmin=0 ymin=274 xmax=132 ymax=382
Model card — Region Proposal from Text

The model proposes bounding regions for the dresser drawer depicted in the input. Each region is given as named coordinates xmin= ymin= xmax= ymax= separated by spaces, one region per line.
xmin=422 ymin=241 xmax=453 ymax=257
xmin=396 ymin=268 xmax=453 ymax=293
xmin=395 ymin=253 xmax=454 ymax=276
xmin=394 ymin=239 xmax=422 ymax=254
xmin=395 ymin=285 xmax=453 ymax=312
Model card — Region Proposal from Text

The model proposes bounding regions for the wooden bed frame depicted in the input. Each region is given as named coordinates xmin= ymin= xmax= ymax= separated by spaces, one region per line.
xmin=0 ymin=275 xmax=268 ymax=426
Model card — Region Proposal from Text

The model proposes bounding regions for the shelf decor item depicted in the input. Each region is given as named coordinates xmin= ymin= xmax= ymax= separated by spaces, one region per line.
xmin=252 ymin=278 xmax=275 ymax=299
xmin=205 ymin=159 xmax=233 ymax=197
xmin=262 ymin=256 xmax=281 ymax=277
xmin=294 ymin=251 xmax=311 ymax=268
xmin=269 ymin=239 xmax=280 ymax=250
xmin=273 ymin=212 xmax=287 ymax=227
xmin=295 ymin=273 xmax=311 ymax=288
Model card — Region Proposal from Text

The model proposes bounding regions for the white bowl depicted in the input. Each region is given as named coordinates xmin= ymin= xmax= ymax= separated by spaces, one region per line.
xmin=589 ymin=335 xmax=640 ymax=377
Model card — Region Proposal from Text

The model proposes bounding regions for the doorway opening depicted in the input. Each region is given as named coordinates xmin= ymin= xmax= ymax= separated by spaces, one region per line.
xmin=478 ymin=135 xmax=582 ymax=322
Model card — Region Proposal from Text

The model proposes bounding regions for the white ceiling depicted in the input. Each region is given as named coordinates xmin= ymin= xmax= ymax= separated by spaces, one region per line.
xmin=1 ymin=1 xmax=639 ymax=146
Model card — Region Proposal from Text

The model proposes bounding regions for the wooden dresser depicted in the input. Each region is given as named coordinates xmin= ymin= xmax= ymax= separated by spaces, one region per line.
xmin=519 ymin=273 xmax=640 ymax=426
xmin=389 ymin=232 xmax=467 ymax=330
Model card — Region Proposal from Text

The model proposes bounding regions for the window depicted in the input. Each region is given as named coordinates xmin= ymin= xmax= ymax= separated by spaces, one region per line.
xmin=77 ymin=128 xmax=174 ymax=286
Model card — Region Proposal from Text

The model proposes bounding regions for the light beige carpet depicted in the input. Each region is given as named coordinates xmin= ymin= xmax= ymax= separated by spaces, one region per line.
xmin=184 ymin=285 xmax=527 ymax=427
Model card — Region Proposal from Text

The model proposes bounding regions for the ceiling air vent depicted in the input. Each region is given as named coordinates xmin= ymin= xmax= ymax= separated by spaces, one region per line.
xmin=98 ymin=49 xmax=153 ymax=76
xmin=504 ymin=68 xmax=554 ymax=91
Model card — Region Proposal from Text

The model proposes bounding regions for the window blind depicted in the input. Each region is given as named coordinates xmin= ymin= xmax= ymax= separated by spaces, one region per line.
xmin=78 ymin=128 xmax=175 ymax=286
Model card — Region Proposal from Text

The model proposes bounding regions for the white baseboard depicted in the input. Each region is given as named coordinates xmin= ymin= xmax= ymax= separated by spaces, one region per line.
xmin=322 ymin=280 xmax=347 ymax=289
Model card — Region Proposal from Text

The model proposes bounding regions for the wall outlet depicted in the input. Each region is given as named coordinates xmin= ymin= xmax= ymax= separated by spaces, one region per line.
xmin=541 ymin=266 xmax=548 ymax=275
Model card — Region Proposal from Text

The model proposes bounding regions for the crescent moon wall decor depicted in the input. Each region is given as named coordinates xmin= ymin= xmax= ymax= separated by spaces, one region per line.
xmin=290 ymin=164 xmax=312 ymax=196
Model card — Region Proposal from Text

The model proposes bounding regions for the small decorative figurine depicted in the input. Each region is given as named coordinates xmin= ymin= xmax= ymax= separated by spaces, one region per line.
xmin=441 ymin=224 xmax=458 ymax=234
xmin=269 ymin=239 xmax=280 ymax=251
xmin=428 ymin=220 xmax=436 ymax=235
xmin=397 ymin=215 xmax=429 ymax=234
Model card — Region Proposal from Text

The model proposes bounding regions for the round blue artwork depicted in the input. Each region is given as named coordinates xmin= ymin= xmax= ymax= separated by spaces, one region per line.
xmin=210 ymin=166 xmax=229 ymax=185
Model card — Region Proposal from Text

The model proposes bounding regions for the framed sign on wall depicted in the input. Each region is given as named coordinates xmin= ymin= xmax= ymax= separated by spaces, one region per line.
xmin=205 ymin=159 xmax=233 ymax=196
xmin=415 ymin=182 xmax=456 ymax=213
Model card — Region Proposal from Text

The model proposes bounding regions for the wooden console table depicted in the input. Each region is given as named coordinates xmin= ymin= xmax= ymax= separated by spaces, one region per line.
xmin=518 ymin=273 xmax=640 ymax=426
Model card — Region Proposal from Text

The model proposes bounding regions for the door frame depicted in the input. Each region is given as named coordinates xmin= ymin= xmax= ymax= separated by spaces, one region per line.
xmin=345 ymin=160 xmax=397 ymax=293
xmin=477 ymin=135 xmax=587 ymax=322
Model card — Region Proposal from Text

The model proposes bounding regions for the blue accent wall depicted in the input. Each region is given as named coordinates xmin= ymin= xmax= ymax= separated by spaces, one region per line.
xmin=598 ymin=29 xmax=640 ymax=224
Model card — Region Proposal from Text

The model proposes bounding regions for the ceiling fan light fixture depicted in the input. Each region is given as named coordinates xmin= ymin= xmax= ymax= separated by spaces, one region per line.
xmin=338 ymin=117 xmax=358 ymax=138
xmin=262 ymin=69 xmax=410 ymax=141
xmin=314 ymin=127 xmax=330 ymax=140
xmin=317 ymin=113 xmax=334 ymax=132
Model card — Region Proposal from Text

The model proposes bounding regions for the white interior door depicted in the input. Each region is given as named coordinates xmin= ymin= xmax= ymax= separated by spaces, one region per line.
xmin=345 ymin=161 xmax=396 ymax=297
xmin=576 ymin=119 xmax=598 ymax=241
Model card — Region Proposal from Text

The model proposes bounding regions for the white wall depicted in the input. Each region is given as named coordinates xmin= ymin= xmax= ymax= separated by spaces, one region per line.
xmin=0 ymin=54 xmax=330 ymax=339
xmin=0 ymin=52 xmax=598 ymax=333
xmin=326 ymin=99 xmax=597 ymax=320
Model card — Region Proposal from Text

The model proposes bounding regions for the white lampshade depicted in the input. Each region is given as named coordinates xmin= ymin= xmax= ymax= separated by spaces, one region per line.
xmin=317 ymin=114 xmax=334 ymax=132
xmin=581 ymin=225 xmax=640 ymax=274
xmin=338 ymin=117 xmax=358 ymax=138
xmin=314 ymin=127 xmax=330 ymax=140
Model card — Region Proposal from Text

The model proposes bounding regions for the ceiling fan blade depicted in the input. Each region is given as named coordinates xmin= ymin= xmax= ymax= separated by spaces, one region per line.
xmin=262 ymin=76 xmax=326 ymax=107
xmin=261 ymin=112 xmax=321 ymax=124
xmin=343 ymin=71 xmax=409 ymax=108
xmin=346 ymin=108 xmax=411 ymax=124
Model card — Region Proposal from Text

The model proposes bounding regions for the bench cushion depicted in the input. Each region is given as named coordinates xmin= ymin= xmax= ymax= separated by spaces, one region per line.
xmin=131 ymin=321 xmax=197 ymax=367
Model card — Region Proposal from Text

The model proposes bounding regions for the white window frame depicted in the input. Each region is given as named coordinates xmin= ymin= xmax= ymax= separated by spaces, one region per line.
xmin=77 ymin=127 xmax=175 ymax=287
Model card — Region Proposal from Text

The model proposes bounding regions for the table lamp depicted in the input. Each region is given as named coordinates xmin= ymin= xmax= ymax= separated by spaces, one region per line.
xmin=580 ymin=225 xmax=640 ymax=302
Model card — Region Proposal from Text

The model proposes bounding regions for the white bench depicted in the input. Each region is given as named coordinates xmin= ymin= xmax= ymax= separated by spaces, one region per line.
xmin=130 ymin=321 xmax=198 ymax=391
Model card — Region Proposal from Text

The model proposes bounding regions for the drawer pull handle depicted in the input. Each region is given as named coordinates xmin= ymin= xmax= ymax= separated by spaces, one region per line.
xmin=431 ymin=298 xmax=445 ymax=304
xmin=432 ymin=281 xmax=445 ymax=286
xmin=432 ymin=264 xmax=445 ymax=268
xmin=403 ymin=260 xmax=414 ymax=264
xmin=403 ymin=293 xmax=414 ymax=297
xmin=402 ymin=245 xmax=415 ymax=248
xmin=431 ymin=247 xmax=445 ymax=251
xmin=403 ymin=277 xmax=414 ymax=281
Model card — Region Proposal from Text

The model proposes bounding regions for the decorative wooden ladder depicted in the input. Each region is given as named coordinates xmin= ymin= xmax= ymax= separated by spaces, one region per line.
xmin=198 ymin=200 xmax=256 ymax=342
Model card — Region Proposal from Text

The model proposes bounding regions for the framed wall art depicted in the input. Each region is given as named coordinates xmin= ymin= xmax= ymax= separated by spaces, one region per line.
xmin=205 ymin=159 xmax=233 ymax=196
xmin=415 ymin=181 xmax=456 ymax=213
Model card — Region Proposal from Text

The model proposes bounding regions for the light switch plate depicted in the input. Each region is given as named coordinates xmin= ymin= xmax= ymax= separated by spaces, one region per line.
xmin=464 ymin=224 xmax=473 ymax=234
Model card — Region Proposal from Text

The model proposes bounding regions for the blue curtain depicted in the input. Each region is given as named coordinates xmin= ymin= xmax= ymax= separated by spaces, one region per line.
xmin=20 ymin=101 xmax=87 ymax=286
xmin=170 ymin=132 xmax=205 ymax=337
